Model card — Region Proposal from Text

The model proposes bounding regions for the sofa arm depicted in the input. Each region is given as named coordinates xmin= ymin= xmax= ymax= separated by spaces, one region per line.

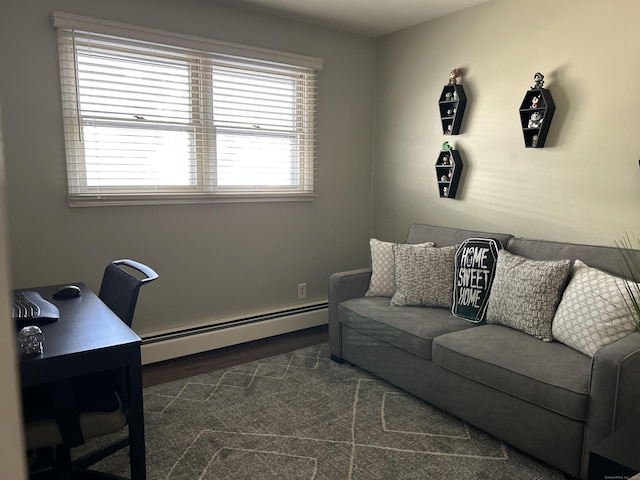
xmin=583 ymin=331 xmax=640 ymax=475
xmin=328 ymin=268 xmax=372 ymax=361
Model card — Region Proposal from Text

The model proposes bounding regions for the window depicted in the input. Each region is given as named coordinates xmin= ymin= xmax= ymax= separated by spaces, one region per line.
xmin=53 ymin=12 xmax=323 ymax=205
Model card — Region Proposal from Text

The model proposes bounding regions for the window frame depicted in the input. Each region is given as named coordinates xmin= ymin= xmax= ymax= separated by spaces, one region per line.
xmin=53 ymin=12 xmax=323 ymax=206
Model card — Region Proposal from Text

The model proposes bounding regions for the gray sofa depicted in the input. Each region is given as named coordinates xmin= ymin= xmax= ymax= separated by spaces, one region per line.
xmin=329 ymin=223 xmax=640 ymax=479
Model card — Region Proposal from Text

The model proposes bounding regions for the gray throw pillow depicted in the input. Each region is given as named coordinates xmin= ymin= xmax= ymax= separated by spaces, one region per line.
xmin=486 ymin=250 xmax=570 ymax=342
xmin=391 ymin=244 xmax=458 ymax=308
xmin=365 ymin=238 xmax=434 ymax=297
xmin=552 ymin=260 xmax=639 ymax=356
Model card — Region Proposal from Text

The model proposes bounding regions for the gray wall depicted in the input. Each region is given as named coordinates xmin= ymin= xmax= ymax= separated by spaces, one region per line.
xmin=0 ymin=0 xmax=376 ymax=336
xmin=373 ymin=0 xmax=640 ymax=245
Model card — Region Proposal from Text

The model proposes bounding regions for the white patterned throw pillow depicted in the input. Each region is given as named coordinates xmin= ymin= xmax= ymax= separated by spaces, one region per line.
xmin=365 ymin=238 xmax=434 ymax=297
xmin=552 ymin=260 xmax=639 ymax=357
xmin=486 ymin=250 xmax=571 ymax=342
xmin=391 ymin=244 xmax=458 ymax=308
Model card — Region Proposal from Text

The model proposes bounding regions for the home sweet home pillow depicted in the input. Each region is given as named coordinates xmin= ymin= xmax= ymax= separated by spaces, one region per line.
xmin=452 ymin=238 xmax=502 ymax=323
xmin=365 ymin=238 xmax=435 ymax=297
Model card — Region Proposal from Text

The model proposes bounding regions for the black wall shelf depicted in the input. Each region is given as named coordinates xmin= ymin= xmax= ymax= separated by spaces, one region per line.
xmin=435 ymin=149 xmax=463 ymax=198
xmin=519 ymin=87 xmax=555 ymax=148
xmin=438 ymin=84 xmax=467 ymax=135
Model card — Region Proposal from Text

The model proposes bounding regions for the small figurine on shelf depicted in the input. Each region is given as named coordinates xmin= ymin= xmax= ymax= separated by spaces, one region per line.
xmin=531 ymin=135 xmax=539 ymax=147
xmin=446 ymin=123 xmax=453 ymax=134
xmin=449 ymin=68 xmax=463 ymax=85
xmin=528 ymin=111 xmax=543 ymax=128
xmin=452 ymin=91 xmax=458 ymax=101
xmin=448 ymin=169 xmax=453 ymax=179
xmin=441 ymin=154 xmax=450 ymax=165
xmin=531 ymin=72 xmax=545 ymax=89
xmin=530 ymin=94 xmax=541 ymax=109
xmin=441 ymin=141 xmax=452 ymax=151
xmin=443 ymin=187 xmax=449 ymax=197
xmin=446 ymin=108 xmax=454 ymax=116
xmin=441 ymin=174 xmax=448 ymax=182
xmin=445 ymin=92 xmax=453 ymax=101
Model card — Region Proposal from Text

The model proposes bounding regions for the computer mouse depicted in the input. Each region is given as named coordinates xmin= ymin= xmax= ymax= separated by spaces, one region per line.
xmin=53 ymin=285 xmax=82 ymax=300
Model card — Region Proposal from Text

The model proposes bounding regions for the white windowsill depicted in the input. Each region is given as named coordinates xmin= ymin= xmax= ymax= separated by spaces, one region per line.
xmin=68 ymin=193 xmax=317 ymax=207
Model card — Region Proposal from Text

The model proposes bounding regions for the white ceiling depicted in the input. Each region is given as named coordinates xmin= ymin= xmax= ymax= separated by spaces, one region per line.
xmin=215 ymin=0 xmax=492 ymax=37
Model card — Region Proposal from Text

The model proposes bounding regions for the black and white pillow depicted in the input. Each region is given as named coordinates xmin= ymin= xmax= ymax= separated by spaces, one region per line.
xmin=552 ymin=260 xmax=639 ymax=356
xmin=391 ymin=244 xmax=459 ymax=308
xmin=486 ymin=250 xmax=571 ymax=341
xmin=452 ymin=238 xmax=502 ymax=323
xmin=365 ymin=238 xmax=435 ymax=297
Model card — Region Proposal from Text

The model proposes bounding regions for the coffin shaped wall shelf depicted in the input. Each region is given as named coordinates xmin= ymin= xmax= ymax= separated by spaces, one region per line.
xmin=435 ymin=143 xmax=463 ymax=199
xmin=519 ymin=72 xmax=556 ymax=148
xmin=438 ymin=68 xmax=467 ymax=135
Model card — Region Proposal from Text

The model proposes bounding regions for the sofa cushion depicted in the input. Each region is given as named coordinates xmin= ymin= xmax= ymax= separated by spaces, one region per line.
xmin=365 ymin=238 xmax=435 ymax=298
xmin=391 ymin=244 xmax=458 ymax=308
xmin=405 ymin=223 xmax=513 ymax=249
xmin=506 ymin=237 xmax=633 ymax=278
xmin=452 ymin=238 xmax=502 ymax=323
xmin=432 ymin=324 xmax=591 ymax=421
xmin=486 ymin=249 xmax=571 ymax=341
xmin=338 ymin=297 xmax=476 ymax=359
xmin=552 ymin=260 xmax=639 ymax=357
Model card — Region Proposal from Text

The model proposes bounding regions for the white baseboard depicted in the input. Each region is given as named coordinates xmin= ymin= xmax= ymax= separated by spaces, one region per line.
xmin=140 ymin=303 xmax=328 ymax=365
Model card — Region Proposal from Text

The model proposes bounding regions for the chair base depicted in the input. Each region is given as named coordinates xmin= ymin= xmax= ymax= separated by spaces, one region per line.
xmin=28 ymin=438 xmax=130 ymax=480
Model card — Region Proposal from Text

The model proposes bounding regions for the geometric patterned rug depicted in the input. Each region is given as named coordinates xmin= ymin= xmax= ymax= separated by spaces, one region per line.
xmin=83 ymin=343 xmax=564 ymax=479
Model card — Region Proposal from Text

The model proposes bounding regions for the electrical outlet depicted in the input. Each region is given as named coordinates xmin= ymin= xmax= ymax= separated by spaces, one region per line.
xmin=297 ymin=283 xmax=307 ymax=299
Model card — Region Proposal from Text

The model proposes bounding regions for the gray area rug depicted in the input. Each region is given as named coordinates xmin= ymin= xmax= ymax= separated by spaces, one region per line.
xmin=85 ymin=343 xmax=564 ymax=479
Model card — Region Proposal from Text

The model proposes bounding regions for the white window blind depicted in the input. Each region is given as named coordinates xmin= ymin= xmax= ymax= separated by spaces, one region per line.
xmin=52 ymin=12 xmax=323 ymax=206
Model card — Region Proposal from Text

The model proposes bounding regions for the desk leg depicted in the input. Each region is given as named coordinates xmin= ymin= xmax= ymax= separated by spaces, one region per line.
xmin=128 ymin=348 xmax=147 ymax=480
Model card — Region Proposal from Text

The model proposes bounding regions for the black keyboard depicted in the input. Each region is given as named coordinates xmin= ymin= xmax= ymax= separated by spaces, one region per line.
xmin=12 ymin=291 xmax=59 ymax=327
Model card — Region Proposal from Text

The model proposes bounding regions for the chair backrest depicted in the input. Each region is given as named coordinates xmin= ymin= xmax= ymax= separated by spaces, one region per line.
xmin=98 ymin=259 xmax=159 ymax=327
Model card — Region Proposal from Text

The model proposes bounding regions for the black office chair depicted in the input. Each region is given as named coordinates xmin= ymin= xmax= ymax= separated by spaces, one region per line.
xmin=24 ymin=259 xmax=158 ymax=479
xmin=99 ymin=259 xmax=160 ymax=328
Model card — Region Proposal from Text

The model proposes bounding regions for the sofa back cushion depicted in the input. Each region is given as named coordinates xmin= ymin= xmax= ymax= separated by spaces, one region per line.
xmin=406 ymin=224 xmax=513 ymax=248
xmin=506 ymin=237 xmax=638 ymax=279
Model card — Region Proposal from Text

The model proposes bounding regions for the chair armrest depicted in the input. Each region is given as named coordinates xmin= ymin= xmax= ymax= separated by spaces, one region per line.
xmin=583 ymin=331 xmax=640 ymax=475
xmin=328 ymin=268 xmax=372 ymax=361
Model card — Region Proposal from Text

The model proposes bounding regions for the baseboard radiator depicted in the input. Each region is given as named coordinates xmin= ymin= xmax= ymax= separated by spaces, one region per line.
xmin=140 ymin=302 xmax=328 ymax=365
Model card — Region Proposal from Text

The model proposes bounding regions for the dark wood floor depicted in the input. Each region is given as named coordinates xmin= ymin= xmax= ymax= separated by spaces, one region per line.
xmin=141 ymin=325 xmax=328 ymax=388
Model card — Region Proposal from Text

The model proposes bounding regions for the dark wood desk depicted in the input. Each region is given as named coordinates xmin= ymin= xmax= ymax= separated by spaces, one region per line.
xmin=18 ymin=283 xmax=146 ymax=479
